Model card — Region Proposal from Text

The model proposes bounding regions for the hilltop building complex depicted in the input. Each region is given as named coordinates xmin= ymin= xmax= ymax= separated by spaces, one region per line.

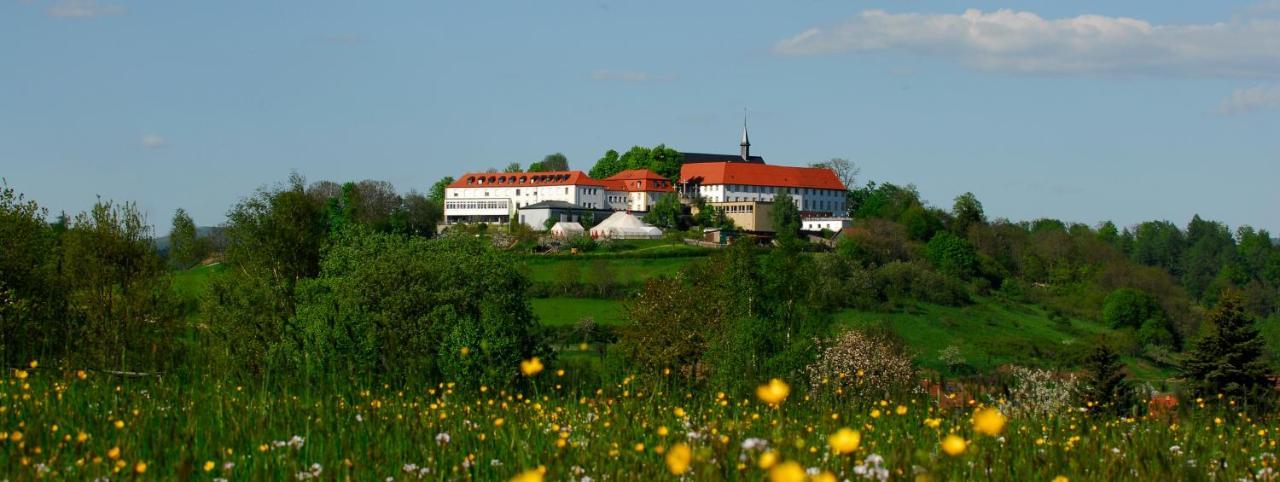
xmin=442 ymin=125 xmax=850 ymax=233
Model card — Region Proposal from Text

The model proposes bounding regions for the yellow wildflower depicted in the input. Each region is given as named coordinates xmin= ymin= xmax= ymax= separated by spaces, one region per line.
xmin=828 ymin=427 xmax=861 ymax=455
xmin=756 ymin=379 xmax=790 ymax=406
xmin=510 ymin=469 xmax=543 ymax=482
xmin=973 ymin=407 xmax=1006 ymax=436
xmin=520 ymin=357 xmax=544 ymax=377
xmin=666 ymin=442 xmax=692 ymax=475
xmin=769 ymin=461 xmax=805 ymax=482
xmin=204 ymin=460 xmax=215 ymax=472
xmin=941 ymin=435 xmax=966 ymax=456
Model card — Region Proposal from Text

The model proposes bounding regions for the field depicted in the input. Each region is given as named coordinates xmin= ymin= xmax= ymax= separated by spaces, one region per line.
xmin=834 ymin=299 xmax=1175 ymax=382
xmin=521 ymin=256 xmax=699 ymax=284
xmin=532 ymin=297 xmax=626 ymax=326
xmin=2 ymin=366 xmax=1272 ymax=481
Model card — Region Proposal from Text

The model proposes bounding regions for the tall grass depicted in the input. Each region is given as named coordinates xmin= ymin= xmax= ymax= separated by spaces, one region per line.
xmin=2 ymin=363 xmax=1272 ymax=481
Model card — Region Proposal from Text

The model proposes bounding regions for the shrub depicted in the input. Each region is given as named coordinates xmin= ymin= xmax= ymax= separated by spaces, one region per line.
xmin=1102 ymin=288 xmax=1164 ymax=329
xmin=805 ymin=329 xmax=917 ymax=399
xmin=926 ymin=232 xmax=978 ymax=279
xmin=1005 ymin=366 xmax=1080 ymax=417
xmin=292 ymin=229 xmax=548 ymax=387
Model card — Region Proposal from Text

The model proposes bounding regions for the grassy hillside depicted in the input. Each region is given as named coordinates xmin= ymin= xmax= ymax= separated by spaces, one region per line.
xmin=532 ymin=297 xmax=626 ymax=326
xmin=169 ymin=256 xmax=1185 ymax=381
xmin=522 ymin=256 xmax=698 ymax=284
xmin=834 ymin=298 xmax=1175 ymax=381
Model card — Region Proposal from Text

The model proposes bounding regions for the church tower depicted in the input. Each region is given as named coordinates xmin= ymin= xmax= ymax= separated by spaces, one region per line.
xmin=739 ymin=118 xmax=750 ymax=161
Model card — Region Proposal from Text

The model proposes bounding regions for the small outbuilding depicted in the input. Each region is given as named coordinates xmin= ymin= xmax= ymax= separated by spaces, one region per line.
xmin=589 ymin=211 xmax=663 ymax=239
xmin=549 ymin=221 xmax=585 ymax=238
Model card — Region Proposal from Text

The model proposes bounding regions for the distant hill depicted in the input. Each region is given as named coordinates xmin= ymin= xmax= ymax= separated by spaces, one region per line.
xmin=153 ymin=226 xmax=223 ymax=253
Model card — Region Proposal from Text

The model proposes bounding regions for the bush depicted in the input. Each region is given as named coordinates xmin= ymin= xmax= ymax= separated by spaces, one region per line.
xmin=1005 ymin=366 xmax=1080 ymax=417
xmin=291 ymin=229 xmax=548 ymax=387
xmin=805 ymin=329 xmax=917 ymax=399
xmin=926 ymin=232 xmax=978 ymax=279
xmin=1102 ymin=288 xmax=1164 ymax=329
xmin=1137 ymin=317 xmax=1175 ymax=349
xmin=875 ymin=261 xmax=970 ymax=306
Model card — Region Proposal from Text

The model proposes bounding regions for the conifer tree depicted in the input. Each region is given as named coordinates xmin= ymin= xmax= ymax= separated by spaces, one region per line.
xmin=1182 ymin=291 xmax=1271 ymax=401
xmin=1083 ymin=343 xmax=1131 ymax=414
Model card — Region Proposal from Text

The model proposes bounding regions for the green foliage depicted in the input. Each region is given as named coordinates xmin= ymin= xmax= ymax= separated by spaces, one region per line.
xmin=294 ymin=229 xmax=547 ymax=386
xmin=60 ymin=200 xmax=182 ymax=372
xmin=428 ymin=176 xmax=454 ymax=205
xmin=1137 ymin=317 xmax=1176 ymax=349
xmin=1182 ymin=291 xmax=1271 ymax=401
xmin=642 ymin=193 xmax=682 ymax=229
xmin=503 ymin=162 xmax=522 ymax=173
xmin=205 ymin=174 xmax=330 ymax=375
xmin=588 ymin=144 xmax=682 ymax=181
xmin=1131 ymin=220 xmax=1185 ymax=276
xmin=950 ymin=192 xmax=986 ymax=236
xmin=1082 ymin=342 xmax=1135 ymax=414
xmin=925 ymin=231 xmax=979 ymax=279
xmin=1102 ymin=288 xmax=1164 ymax=329
xmin=528 ymin=152 xmax=569 ymax=172
xmin=1182 ymin=215 xmax=1236 ymax=301
xmin=771 ymin=189 xmax=801 ymax=247
xmin=168 ymin=208 xmax=207 ymax=269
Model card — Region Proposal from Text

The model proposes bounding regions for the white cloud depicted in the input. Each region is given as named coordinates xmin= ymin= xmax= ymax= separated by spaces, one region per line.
xmin=141 ymin=134 xmax=168 ymax=149
xmin=775 ymin=9 xmax=1280 ymax=78
xmin=1218 ymin=85 xmax=1280 ymax=115
xmin=590 ymin=69 xmax=677 ymax=83
xmin=48 ymin=0 xmax=124 ymax=18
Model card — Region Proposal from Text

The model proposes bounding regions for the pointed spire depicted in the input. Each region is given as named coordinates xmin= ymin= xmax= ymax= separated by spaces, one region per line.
xmin=740 ymin=110 xmax=750 ymax=161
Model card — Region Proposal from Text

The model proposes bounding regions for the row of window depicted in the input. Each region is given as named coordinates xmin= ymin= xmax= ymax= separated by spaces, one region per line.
xmin=465 ymin=174 xmax=573 ymax=185
xmin=444 ymin=200 xmax=510 ymax=210
xmin=703 ymin=185 xmax=839 ymax=196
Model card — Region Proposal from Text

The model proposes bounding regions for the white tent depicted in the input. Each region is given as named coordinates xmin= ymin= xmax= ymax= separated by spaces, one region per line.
xmin=589 ymin=211 xmax=663 ymax=239
xmin=549 ymin=221 xmax=585 ymax=238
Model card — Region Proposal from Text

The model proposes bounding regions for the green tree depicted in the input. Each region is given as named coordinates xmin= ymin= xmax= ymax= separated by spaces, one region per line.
xmin=925 ymin=231 xmax=978 ymax=279
xmin=589 ymin=144 xmax=682 ymax=181
xmin=1131 ymin=220 xmax=1185 ymax=276
xmin=1182 ymin=291 xmax=1271 ymax=401
xmin=503 ymin=162 xmax=522 ymax=173
xmin=643 ymin=194 xmax=683 ymax=229
xmin=293 ymin=229 xmax=547 ymax=386
xmin=529 ymin=153 xmax=569 ymax=172
xmin=168 ymin=208 xmax=204 ymax=269
xmin=390 ymin=191 xmax=441 ymax=237
xmin=61 ymin=200 xmax=181 ymax=372
xmin=205 ymin=173 xmax=329 ymax=375
xmin=428 ymin=176 xmax=454 ymax=205
xmin=1082 ymin=343 xmax=1133 ymax=414
xmin=950 ymin=192 xmax=985 ymax=236
xmin=1182 ymin=215 xmax=1236 ymax=301
xmin=0 ymin=183 xmax=59 ymax=367
xmin=588 ymin=150 xmax=624 ymax=180
xmin=771 ymin=189 xmax=801 ymax=247
xmin=1101 ymin=288 xmax=1165 ymax=329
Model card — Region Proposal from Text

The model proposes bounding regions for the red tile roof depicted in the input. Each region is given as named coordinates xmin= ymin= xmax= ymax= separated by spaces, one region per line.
xmin=602 ymin=169 xmax=676 ymax=193
xmin=679 ymin=162 xmax=845 ymax=190
xmin=448 ymin=171 xmax=606 ymax=188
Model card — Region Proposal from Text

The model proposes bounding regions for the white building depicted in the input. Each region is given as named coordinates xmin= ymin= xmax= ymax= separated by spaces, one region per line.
xmin=443 ymin=171 xmax=607 ymax=225
xmin=802 ymin=217 xmax=854 ymax=233
xmin=678 ymin=125 xmax=847 ymax=218
xmin=443 ymin=168 xmax=674 ymax=227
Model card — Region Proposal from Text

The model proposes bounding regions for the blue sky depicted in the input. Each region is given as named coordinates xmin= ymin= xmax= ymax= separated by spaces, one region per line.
xmin=2 ymin=0 xmax=1278 ymax=233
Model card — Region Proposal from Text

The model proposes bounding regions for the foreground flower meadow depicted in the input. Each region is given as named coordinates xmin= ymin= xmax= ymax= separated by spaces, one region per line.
xmin=2 ymin=364 xmax=1277 ymax=481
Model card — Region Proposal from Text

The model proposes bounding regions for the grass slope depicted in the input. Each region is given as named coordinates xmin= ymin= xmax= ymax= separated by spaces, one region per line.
xmin=522 ymin=256 xmax=697 ymax=284
xmin=532 ymin=297 xmax=626 ymax=326
xmin=835 ymin=298 xmax=1174 ymax=381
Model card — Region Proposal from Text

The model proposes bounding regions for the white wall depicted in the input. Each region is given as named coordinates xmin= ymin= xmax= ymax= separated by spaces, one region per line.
xmin=696 ymin=184 xmax=846 ymax=215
